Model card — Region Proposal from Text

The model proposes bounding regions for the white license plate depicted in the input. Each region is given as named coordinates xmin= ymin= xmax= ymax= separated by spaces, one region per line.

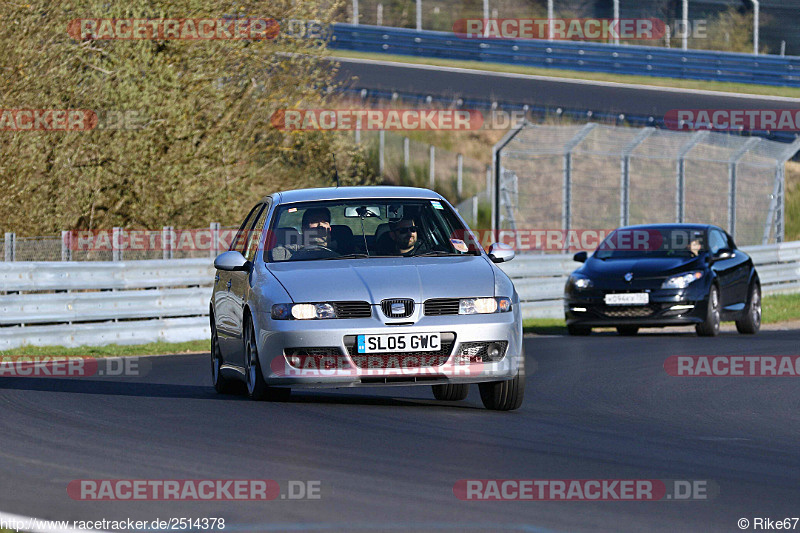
xmin=604 ymin=293 xmax=649 ymax=306
xmin=357 ymin=333 xmax=441 ymax=354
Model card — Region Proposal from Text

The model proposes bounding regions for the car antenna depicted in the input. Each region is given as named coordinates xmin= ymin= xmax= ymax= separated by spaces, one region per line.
xmin=332 ymin=154 xmax=340 ymax=188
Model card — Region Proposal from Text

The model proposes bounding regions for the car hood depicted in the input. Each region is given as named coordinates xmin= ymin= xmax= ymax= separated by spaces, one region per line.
xmin=267 ymin=256 xmax=495 ymax=303
xmin=582 ymin=255 xmax=704 ymax=279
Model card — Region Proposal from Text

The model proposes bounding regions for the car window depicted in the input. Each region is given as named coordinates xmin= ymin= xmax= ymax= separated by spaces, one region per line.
xmin=243 ymin=204 xmax=269 ymax=262
xmin=229 ymin=204 xmax=261 ymax=253
xmin=709 ymin=229 xmax=728 ymax=254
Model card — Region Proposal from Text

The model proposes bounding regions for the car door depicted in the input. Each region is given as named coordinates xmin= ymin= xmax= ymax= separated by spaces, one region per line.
xmin=724 ymin=231 xmax=752 ymax=308
xmin=708 ymin=228 xmax=740 ymax=309
xmin=216 ymin=204 xmax=260 ymax=360
xmin=227 ymin=203 xmax=269 ymax=367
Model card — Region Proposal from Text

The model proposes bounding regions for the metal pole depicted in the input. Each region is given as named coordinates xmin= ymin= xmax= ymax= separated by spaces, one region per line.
xmin=416 ymin=0 xmax=422 ymax=31
xmin=777 ymin=166 xmax=785 ymax=242
xmin=379 ymin=130 xmax=385 ymax=177
xmin=4 ymin=232 xmax=15 ymax=262
xmin=483 ymin=0 xmax=489 ymax=21
xmin=727 ymin=138 xmax=760 ymax=241
xmin=429 ymin=145 xmax=435 ymax=189
xmin=457 ymin=153 xmax=463 ymax=198
xmin=210 ymin=222 xmax=220 ymax=258
xmin=355 ymin=129 xmax=361 ymax=144
xmin=352 ymin=0 xmax=359 ymax=25
xmin=162 ymin=226 xmax=173 ymax=260
xmin=682 ymin=0 xmax=688 ymax=50
xmin=751 ymin=0 xmax=759 ymax=55
xmin=472 ymin=196 xmax=478 ymax=225
xmin=547 ymin=0 xmax=553 ymax=41
xmin=61 ymin=230 xmax=71 ymax=261
xmin=613 ymin=0 xmax=620 ymax=46
xmin=403 ymin=137 xmax=410 ymax=170
xmin=112 ymin=227 xmax=123 ymax=261
xmin=377 ymin=3 xmax=383 ymax=26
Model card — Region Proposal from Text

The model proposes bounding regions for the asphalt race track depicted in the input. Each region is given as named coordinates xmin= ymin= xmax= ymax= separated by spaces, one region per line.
xmin=1 ymin=330 xmax=799 ymax=532
xmin=333 ymin=57 xmax=800 ymax=118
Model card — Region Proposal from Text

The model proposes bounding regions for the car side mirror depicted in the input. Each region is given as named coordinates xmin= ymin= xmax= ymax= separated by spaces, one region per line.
xmin=573 ymin=251 xmax=588 ymax=263
xmin=488 ymin=242 xmax=515 ymax=263
xmin=214 ymin=251 xmax=251 ymax=272
xmin=710 ymin=248 xmax=734 ymax=263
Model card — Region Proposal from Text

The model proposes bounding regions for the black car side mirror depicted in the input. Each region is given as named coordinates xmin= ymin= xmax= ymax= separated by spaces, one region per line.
xmin=573 ymin=251 xmax=587 ymax=263
xmin=710 ymin=248 xmax=735 ymax=263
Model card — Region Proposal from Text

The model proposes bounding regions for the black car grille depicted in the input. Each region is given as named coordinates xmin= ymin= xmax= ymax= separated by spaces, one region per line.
xmin=284 ymin=347 xmax=343 ymax=357
xmin=424 ymin=298 xmax=461 ymax=316
xmin=332 ymin=301 xmax=372 ymax=319
xmin=601 ymin=305 xmax=659 ymax=318
xmin=381 ymin=298 xmax=415 ymax=318
xmin=343 ymin=333 xmax=455 ymax=368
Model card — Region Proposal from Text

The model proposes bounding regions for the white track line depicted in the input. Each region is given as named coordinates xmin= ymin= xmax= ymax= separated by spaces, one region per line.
xmin=0 ymin=509 xmax=109 ymax=533
xmin=332 ymin=56 xmax=800 ymax=103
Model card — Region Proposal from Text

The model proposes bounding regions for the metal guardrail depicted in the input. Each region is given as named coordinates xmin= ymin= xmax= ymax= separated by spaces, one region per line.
xmin=0 ymin=243 xmax=798 ymax=348
xmin=330 ymin=24 xmax=800 ymax=88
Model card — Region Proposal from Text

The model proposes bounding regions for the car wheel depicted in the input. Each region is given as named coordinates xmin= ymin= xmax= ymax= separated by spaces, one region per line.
xmin=735 ymin=282 xmax=761 ymax=335
xmin=696 ymin=285 xmax=721 ymax=337
xmin=616 ymin=326 xmax=639 ymax=336
xmin=211 ymin=318 xmax=236 ymax=394
xmin=479 ymin=349 xmax=525 ymax=411
xmin=244 ymin=317 xmax=290 ymax=401
xmin=432 ymin=384 xmax=469 ymax=401
xmin=567 ymin=324 xmax=591 ymax=336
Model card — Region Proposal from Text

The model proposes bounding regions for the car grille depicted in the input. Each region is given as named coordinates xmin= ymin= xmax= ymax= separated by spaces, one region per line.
xmin=284 ymin=347 xmax=343 ymax=357
xmin=381 ymin=298 xmax=415 ymax=318
xmin=332 ymin=301 xmax=372 ymax=319
xmin=342 ymin=332 xmax=455 ymax=368
xmin=601 ymin=305 xmax=658 ymax=318
xmin=424 ymin=298 xmax=461 ymax=316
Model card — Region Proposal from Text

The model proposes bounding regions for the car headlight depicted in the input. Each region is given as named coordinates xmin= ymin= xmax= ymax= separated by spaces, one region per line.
xmin=661 ymin=271 xmax=703 ymax=289
xmin=458 ymin=297 xmax=512 ymax=314
xmin=271 ymin=303 xmax=337 ymax=320
xmin=569 ymin=275 xmax=593 ymax=290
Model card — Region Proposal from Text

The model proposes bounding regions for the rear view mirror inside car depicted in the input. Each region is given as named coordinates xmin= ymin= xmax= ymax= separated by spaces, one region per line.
xmin=344 ymin=206 xmax=383 ymax=218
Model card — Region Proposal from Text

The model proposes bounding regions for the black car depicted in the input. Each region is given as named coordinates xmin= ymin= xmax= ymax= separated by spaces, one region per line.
xmin=564 ymin=224 xmax=761 ymax=336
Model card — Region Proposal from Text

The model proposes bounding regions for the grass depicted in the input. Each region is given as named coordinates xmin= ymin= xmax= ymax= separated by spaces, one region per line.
xmin=332 ymin=50 xmax=800 ymax=99
xmin=0 ymin=340 xmax=208 ymax=357
xmin=524 ymin=293 xmax=800 ymax=334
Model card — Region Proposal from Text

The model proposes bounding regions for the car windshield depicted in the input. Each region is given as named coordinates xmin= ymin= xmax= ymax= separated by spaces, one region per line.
xmin=265 ymin=198 xmax=481 ymax=262
xmin=593 ymin=227 xmax=708 ymax=260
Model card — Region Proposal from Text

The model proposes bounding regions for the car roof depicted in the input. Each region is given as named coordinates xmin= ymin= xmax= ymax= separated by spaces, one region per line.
xmin=265 ymin=186 xmax=444 ymax=204
xmin=615 ymin=223 xmax=717 ymax=233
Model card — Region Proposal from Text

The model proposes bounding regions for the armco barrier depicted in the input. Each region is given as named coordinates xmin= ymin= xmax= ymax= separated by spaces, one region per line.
xmin=0 ymin=242 xmax=798 ymax=348
xmin=330 ymin=24 xmax=800 ymax=88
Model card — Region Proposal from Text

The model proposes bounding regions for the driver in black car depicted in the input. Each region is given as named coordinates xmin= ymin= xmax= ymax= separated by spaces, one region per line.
xmin=271 ymin=207 xmax=333 ymax=261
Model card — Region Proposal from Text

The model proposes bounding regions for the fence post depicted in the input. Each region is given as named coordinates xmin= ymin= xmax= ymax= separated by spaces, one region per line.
xmin=457 ymin=153 xmax=463 ymax=198
xmin=728 ymin=138 xmax=760 ymax=241
xmin=210 ymin=222 xmax=220 ymax=258
xmin=112 ymin=227 xmax=123 ymax=261
xmin=355 ymin=129 xmax=361 ymax=144
xmin=429 ymin=145 xmax=435 ymax=189
xmin=620 ymin=128 xmax=654 ymax=227
xmin=486 ymin=165 xmax=491 ymax=194
xmin=676 ymin=131 xmax=708 ymax=223
xmin=352 ymin=0 xmax=359 ymax=25
xmin=4 ymin=232 xmax=15 ymax=262
xmin=379 ymin=130 xmax=385 ymax=176
xmin=472 ymin=196 xmax=478 ymax=225
xmin=403 ymin=137 xmax=410 ymax=170
xmin=377 ymin=3 xmax=383 ymax=25
xmin=61 ymin=230 xmax=72 ymax=261
xmin=416 ymin=0 xmax=422 ymax=31
xmin=162 ymin=226 xmax=174 ymax=260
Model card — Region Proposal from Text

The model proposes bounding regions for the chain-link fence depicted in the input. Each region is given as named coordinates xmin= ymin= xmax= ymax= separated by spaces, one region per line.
xmin=495 ymin=122 xmax=800 ymax=252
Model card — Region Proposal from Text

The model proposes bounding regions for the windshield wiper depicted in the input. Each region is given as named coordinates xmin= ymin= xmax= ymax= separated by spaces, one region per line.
xmin=323 ymin=253 xmax=370 ymax=260
xmin=412 ymin=251 xmax=477 ymax=257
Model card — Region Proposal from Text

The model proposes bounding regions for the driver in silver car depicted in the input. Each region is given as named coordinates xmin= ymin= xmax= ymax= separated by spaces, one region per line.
xmin=271 ymin=207 xmax=332 ymax=261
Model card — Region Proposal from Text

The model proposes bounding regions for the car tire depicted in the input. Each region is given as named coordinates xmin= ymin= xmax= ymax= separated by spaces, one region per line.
xmin=735 ymin=282 xmax=761 ymax=335
xmin=244 ymin=317 xmax=290 ymax=402
xmin=211 ymin=317 xmax=236 ymax=394
xmin=479 ymin=349 xmax=525 ymax=411
xmin=432 ymin=384 xmax=469 ymax=401
xmin=616 ymin=326 xmax=639 ymax=336
xmin=696 ymin=285 xmax=721 ymax=337
xmin=567 ymin=324 xmax=591 ymax=336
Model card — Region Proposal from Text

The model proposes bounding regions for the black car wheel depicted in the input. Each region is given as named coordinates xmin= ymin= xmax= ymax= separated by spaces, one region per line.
xmin=567 ymin=324 xmax=591 ymax=336
xmin=479 ymin=349 xmax=525 ymax=411
xmin=432 ymin=384 xmax=469 ymax=401
xmin=211 ymin=317 xmax=236 ymax=394
xmin=617 ymin=326 xmax=639 ymax=336
xmin=696 ymin=285 xmax=721 ymax=337
xmin=735 ymin=282 xmax=761 ymax=335
xmin=244 ymin=317 xmax=290 ymax=401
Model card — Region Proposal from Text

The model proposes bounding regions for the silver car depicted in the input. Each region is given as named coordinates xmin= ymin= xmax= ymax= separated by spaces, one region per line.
xmin=210 ymin=186 xmax=524 ymax=410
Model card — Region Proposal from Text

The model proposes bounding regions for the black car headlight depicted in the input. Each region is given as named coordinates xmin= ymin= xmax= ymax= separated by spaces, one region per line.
xmin=569 ymin=275 xmax=593 ymax=290
xmin=458 ymin=297 xmax=512 ymax=314
xmin=271 ymin=303 xmax=337 ymax=320
xmin=661 ymin=271 xmax=703 ymax=289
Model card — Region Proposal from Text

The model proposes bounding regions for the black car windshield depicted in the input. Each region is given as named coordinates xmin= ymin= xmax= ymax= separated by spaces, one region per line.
xmin=593 ymin=227 xmax=708 ymax=260
xmin=265 ymin=199 xmax=480 ymax=262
